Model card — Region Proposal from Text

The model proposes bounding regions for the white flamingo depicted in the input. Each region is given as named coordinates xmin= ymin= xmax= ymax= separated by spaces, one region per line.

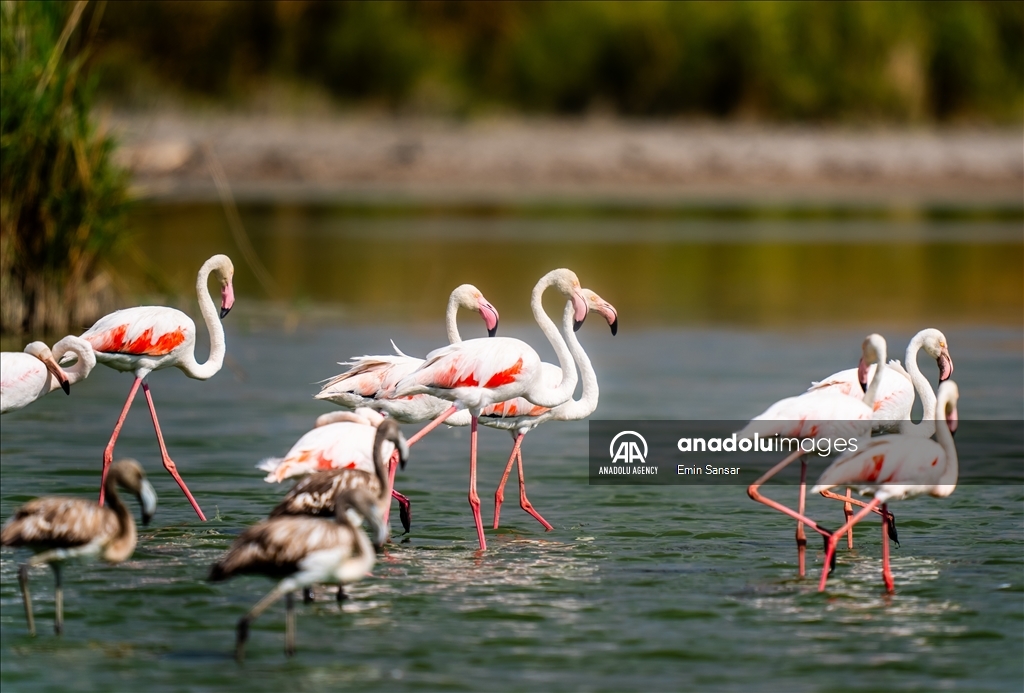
xmin=389 ymin=268 xmax=587 ymax=550
xmin=80 ymin=254 xmax=235 ymax=521
xmin=314 ymin=284 xmax=500 ymax=423
xmin=813 ymin=380 xmax=960 ymax=593
xmin=440 ymin=289 xmax=618 ymax=531
xmin=0 ymin=336 xmax=93 ymax=414
xmin=808 ymin=328 xmax=954 ymax=434
xmin=810 ymin=329 xmax=954 ymax=530
xmin=741 ymin=334 xmax=888 ymax=577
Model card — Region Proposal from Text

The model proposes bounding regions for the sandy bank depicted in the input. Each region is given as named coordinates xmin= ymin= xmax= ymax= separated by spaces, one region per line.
xmin=109 ymin=113 xmax=1023 ymax=208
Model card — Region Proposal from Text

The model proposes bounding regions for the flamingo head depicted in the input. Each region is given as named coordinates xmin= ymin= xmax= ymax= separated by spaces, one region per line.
xmin=542 ymin=269 xmax=588 ymax=331
xmin=206 ymin=254 xmax=235 ymax=319
xmin=919 ymin=329 xmax=954 ymax=382
xmin=858 ymin=333 xmax=887 ymax=392
xmin=376 ymin=418 xmax=410 ymax=470
xmin=581 ymin=289 xmax=619 ymax=335
xmin=337 ymin=489 xmax=388 ymax=549
xmin=112 ymin=458 xmax=158 ymax=526
xmin=453 ymin=284 xmax=500 ymax=338
xmin=24 ymin=341 xmax=70 ymax=395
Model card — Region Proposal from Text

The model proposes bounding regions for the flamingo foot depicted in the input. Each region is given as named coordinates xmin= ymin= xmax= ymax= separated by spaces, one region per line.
xmin=162 ymin=456 xmax=207 ymax=521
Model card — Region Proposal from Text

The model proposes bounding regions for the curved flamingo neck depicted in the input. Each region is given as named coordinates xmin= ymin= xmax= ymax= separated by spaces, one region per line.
xmin=180 ymin=258 xmax=226 ymax=380
xmin=51 ymin=335 xmax=96 ymax=388
xmin=371 ymin=427 xmax=392 ymax=501
xmin=900 ymin=331 xmax=937 ymax=436
xmin=445 ymin=291 xmax=464 ymax=344
xmin=861 ymin=347 xmax=886 ymax=409
xmin=932 ymin=390 xmax=958 ymax=496
xmin=553 ymin=302 xmax=598 ymax=421
xmin=526 ymin=274 xmax=578 ymax=408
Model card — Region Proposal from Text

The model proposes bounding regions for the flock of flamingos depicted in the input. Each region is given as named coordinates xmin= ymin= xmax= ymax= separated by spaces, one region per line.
xmin=0 ymin=253 xmax=961 ymax=659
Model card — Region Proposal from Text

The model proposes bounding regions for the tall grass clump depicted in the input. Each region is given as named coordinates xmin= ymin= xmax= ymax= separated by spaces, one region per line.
xmin=1 ymin=0 xmax=129 ymax=336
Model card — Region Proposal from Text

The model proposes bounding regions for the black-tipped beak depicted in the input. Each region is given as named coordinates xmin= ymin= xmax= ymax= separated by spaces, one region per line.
xmin=142 ymin=512 xmax=153 ymax=527
xmin=61 ymin=378 xmax=71 ymax=395
xmin=573 ymin=318 xmax=584 ymax=332
xmin=399 ymin=504 xmax=411 ymax=534
xmin=220 ymin=306 xmax=231 ymax=319
xmin=886 ymin=512 xmax=899 ymax=548
xmin=610 ymin=318 xmax=618 ymax=336
xmin=488 ymin=322 xmax=498 ymax=338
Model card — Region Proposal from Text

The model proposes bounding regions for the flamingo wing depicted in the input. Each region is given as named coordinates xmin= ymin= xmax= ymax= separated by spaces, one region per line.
xmin=316 ymin=354 xmax=425 ymax=403
xmin=82 ymin=307 xmax=195 ymax=357
xmin=812 ymin=436 xmax=945 ymax=493
xmin=257 ymin=422 xmax=381 ymax=483
xmin=395 ymin=337 xmax=538 ymax=396
xmin=0 ymin=352 xmax=49 ymax=413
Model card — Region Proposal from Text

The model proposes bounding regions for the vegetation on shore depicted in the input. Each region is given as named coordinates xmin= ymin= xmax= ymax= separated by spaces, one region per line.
xmin=93 ymin=1 xmax=1023 ymax=123
xmin=1 ymin=1 xmax=129 ymax=336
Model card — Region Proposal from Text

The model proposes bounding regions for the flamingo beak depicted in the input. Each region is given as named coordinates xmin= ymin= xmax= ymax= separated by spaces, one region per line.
xmin=937 ymin=347 xmax=953 ymax=382
xmin=478 ymin=298 xmax=499 ymax=338
xmin=572 ymin=290 xmax=588 ymax=332
xmin=857 ymin=358 xmax=869 ymax=393
xmin=220 ymin=283 xmax=235 ymax=319
xmin=139 ymin=480 xmax=158 ymax=526
xmin=42 ymin=355 xmax=71 ymax=395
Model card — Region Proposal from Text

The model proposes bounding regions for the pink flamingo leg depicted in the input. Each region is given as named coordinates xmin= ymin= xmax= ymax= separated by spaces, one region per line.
xmin=516 ymin=445 xmax=553 ymax=531
xmin=845 ymin=488 xmax=855 ymax=548
xmin=747 ymin=450 xmax=832 ymax=553
xmin=493 ymin=434 xmax=524 ymax=529
xmin=407 ymin=405 xmax=459 ymax=447
xmin=819 ymin=497 xmax=883 ymax=592
xmin=382 ymin=449 xmax=398 ymax=525
xmin=820 ymin=488 xmax=888 ymax=521
xmin=382 ymin=449 xmax=412 ymax=533
xmin=469 ymin=416 xmax=486 ymax=551
xmin=141 ymin=381 xmax=207 ymax=521
xmin=881 ymin=503 xmax=894 ymax=592
xmin=100 ymin=377 xmax=142 ymax=506
xmin=796 ymin=458 xmax=808 ymax=577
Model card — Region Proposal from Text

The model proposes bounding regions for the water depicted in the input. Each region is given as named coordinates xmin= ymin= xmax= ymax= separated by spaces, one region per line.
xmin=2 ymin=209 xmax=1022 ymax=692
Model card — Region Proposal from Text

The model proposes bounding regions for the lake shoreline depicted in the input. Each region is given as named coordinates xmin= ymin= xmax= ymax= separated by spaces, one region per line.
xmin=108 ymin=112 xmax=1023 ymax=209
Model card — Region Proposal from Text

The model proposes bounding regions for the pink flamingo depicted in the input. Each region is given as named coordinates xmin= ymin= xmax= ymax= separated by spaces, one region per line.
xmin=741 ymin=334 xmax=888 ymax=577
xmin=448 ymin=289 xmax=617 ymax=531
xmin=314 ymin=284 xmax=499 ymax=423
xmin=256 ymin=408 xmax=414 ymax=532
xmin=809 ymin=329 xmax=954 ymax=535
xmin=813 ymin=380 xmax=960 ymax=593
xmin=1 ymin=341 xmax=75 ymax=413
xmin=389 ymin=268 xmax=588 ymax=550
xmin=81 ymin=254 xmax=235 ymax=521
xmin=315 ymin=284 xmax=498 ymax=530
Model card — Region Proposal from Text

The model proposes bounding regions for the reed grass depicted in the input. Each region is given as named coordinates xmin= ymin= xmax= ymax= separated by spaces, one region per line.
xmin=1 ymin=0 xmax=129 ymax=336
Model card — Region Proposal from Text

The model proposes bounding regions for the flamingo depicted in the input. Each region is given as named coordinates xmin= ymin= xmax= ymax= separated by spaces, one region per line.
xmin=81 ymin=254 xmax=235 ymax=521
xmin=808 ymin=328 xmax=954 ymax=434
xmin=1 ymin=459 xmax=157 ymax=636
xmin=314 ymin=284 xmax=500 ymax=423
xmin=1 ymin=341 xmax=71 ymax=413
xmin=813 ymin=380 xmax=960 ymax=593
xmin=810 ymin=329 xmax=954 ymax=537
xmin=450 ymin=289 xmax=618 ymax=531
xmin=389 ymin=268 xmax=587 ymax=550
xmin=741 ymin=334 xmax=888 ymax=577
xmin=257 ymin=408 xmax=414 ymax=532
xmin=209 ymin=487 xmax=386 ymax=661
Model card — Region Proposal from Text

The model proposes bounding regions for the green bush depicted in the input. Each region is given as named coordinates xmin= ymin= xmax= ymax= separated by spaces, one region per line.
xmin=1 ymin=0 xmax=130 ymax=336
xmin=91 ymin=0 xmax=1023 ymax=122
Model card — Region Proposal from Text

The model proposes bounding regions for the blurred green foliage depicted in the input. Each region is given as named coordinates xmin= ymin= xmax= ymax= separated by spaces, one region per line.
xmin=1 ymin=1 xmax=129 ymax=335
xmin=91 ymin=0 xmax=1022 ymax=122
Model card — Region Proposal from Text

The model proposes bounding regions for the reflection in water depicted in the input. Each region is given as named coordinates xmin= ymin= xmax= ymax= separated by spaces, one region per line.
xmin=126 ymin=206 xmax=1023 ymax=327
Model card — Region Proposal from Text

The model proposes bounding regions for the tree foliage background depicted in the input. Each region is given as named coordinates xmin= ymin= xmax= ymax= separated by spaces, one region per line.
xmin=91 ymin=0 xmax=1023 ymax=122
